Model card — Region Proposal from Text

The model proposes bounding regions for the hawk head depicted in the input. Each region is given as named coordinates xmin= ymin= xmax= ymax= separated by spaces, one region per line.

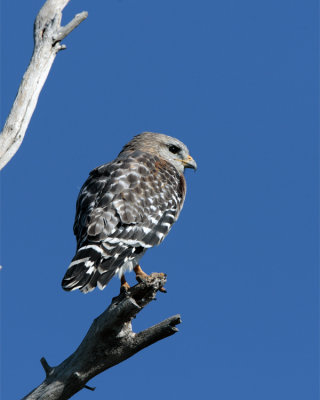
xmin=119 ymin=132 xmax=197 ymax=174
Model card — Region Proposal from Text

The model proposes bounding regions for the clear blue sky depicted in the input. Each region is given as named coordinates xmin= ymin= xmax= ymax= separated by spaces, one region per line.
xmin=1 ymin=1 xmax=318 ymax=399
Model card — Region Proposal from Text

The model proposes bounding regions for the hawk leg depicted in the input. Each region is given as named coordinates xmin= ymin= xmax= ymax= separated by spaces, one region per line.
xmin=134 ymin=265 xmax=167 ymax=293
xmin=133 ymin=264 xmax=149 ymax=282
xmin=120 ymin=274 xmax=130 ymax=291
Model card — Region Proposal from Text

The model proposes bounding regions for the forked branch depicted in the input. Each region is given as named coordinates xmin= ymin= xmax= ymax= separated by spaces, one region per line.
xmin=22 ymin=274 xmax=181 ymax=400
xmin=0 ymin=0 xmax=88 ymax=170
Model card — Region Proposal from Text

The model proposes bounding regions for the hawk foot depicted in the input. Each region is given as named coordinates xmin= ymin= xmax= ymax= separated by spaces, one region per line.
xmin=134 ymin=265 xmax=149 ymax=283
xmin=120 ymin=275 xmax=130 ymax=292
xmin=134 ymin=266 xmax=167 ymax=293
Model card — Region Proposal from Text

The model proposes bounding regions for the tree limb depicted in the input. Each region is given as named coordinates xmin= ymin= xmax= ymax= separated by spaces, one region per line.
xmin=22 ymin=273 xmax=181 ymax=400
xmin=0 ymin=0 xmax=88 ymax=170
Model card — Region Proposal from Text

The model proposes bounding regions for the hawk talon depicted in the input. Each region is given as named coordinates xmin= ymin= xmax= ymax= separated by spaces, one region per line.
xmin=120 ymin=284 xmax=130 ymax=293
xmin=156 ymin=272 xmax=167 ymax=279
xmin=135 ymin=273 xmax=149 ymax=283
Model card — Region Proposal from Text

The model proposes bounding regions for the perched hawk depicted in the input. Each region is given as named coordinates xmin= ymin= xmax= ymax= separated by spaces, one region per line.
xmin=62 ymin=132 xmax=197 ymax=293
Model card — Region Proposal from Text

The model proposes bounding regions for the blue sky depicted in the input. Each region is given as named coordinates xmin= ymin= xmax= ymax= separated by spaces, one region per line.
xmin=1 ymin=0 xmax=318 ymax=399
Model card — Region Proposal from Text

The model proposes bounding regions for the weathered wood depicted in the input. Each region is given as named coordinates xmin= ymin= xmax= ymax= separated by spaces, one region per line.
xmin=0 ymin=0 xmax=88 ymax=170
xmin=22 ymin=274 xmax=181 ymax=400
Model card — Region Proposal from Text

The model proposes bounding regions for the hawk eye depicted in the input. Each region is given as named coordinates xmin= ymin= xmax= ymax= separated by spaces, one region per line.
xmin=168 ymin=144 xmax=180 ymax=154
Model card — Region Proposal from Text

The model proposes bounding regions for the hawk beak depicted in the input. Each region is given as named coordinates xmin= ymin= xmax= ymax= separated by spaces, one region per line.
xmin=182 ymin=155 xmax=197 ymax=170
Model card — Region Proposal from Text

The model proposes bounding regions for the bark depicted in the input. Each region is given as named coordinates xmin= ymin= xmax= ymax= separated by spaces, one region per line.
xmin=0 ymin=0 xmax=88 ymax=170
xmin=22 ymin=273 xmax=181 ymax=400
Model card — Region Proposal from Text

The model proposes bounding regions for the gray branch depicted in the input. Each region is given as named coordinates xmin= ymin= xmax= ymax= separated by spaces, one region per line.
xmin=0 ymin=0 xmax=88 ymax=170
xmin=22 ymin=273 xmax=181 ymax=400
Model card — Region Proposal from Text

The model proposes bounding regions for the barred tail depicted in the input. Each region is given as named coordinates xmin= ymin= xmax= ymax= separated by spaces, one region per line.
xmin=62 ymin=244 xmax=114 ymax=294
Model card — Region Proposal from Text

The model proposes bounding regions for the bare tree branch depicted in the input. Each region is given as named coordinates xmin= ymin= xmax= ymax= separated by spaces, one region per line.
xmin=22 ymin=274 xmax=181 ymax=400
xmin=0 ymin=0 xmax=88 ymax=170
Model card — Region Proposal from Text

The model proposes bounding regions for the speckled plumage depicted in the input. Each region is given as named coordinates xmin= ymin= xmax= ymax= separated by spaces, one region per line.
xmin=62 ymin=132 xmax=196 ymax=293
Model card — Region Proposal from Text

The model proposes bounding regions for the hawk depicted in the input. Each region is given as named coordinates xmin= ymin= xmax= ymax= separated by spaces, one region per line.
xmin=61 ymin=132 xmax=197 ymax=293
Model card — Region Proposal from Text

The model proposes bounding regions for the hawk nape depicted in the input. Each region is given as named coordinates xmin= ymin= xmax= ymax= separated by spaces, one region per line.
xmin=61 ymin=132 xmax=197 ymax=293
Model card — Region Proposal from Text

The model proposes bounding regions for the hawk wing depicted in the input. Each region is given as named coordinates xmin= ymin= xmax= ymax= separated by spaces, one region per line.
xmin=62 ymin=151 xmax=186 ymax=292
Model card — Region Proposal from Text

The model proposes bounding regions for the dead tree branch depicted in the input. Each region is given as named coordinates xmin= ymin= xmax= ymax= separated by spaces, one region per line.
xmin=0 ymin=0 xmax=88 ymax=170
xmin=22 ymin=274 xmax=181 ymax=400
